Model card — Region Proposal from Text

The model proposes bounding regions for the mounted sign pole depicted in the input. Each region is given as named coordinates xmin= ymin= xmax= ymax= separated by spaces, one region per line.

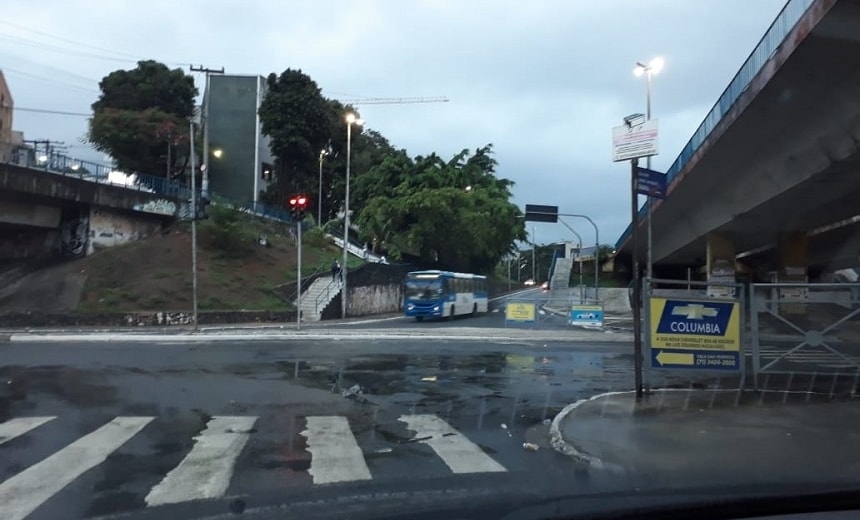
xmin=289 ymin=195 xmax=309 ymax=330
xmin=613 ymin=113 xmax=659 ymax=399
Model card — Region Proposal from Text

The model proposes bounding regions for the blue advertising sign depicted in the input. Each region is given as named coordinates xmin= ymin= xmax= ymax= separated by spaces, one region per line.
xmin=570 ymin=305 xmax=604 ymax=327
xmin=649 ymin=298 xmax=741 ymax=372
xmin=635 ymin=167 xmax=667 ymax=199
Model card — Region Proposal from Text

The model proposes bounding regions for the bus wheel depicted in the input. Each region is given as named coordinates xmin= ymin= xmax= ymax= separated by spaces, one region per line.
xmin=415 ymin=316 xmax=423 ymax=322
xmin=472 ymin=303 xmax=477 ymax=317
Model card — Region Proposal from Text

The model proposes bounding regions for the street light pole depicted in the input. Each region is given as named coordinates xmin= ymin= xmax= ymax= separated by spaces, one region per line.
xmin=341 ymin=113 xmax=363 ymax=318
xmin=634 ymin=57 xmax=663 ymax=282
xmin=318 ymin=149 xmax=326 ymax=226
xmin=532 ymin=226 xmax=536 ymax=282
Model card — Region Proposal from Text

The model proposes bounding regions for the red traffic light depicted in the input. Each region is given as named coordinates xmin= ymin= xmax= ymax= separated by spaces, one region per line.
xmin=297 ymin=196 xmax=307 ymax=206
xmin=288 ymin=197 xmax=298 ymax=206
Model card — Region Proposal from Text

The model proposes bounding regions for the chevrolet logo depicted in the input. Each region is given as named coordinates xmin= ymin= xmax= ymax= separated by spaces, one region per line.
xmin=671 ymin=304 xmax=718 ymax=320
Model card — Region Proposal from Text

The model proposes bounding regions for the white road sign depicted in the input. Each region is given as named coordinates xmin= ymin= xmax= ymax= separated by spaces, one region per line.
xmin=612 ymin=119 xmax=659 ymax=162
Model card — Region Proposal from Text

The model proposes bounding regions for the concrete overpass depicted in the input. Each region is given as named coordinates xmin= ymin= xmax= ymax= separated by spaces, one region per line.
xmin=0 ymin=162 xmax=180 ymax=260
xmin=614 ymin=0 xmax=860 ymax=283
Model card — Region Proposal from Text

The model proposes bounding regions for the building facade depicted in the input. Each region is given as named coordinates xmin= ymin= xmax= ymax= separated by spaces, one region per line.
xmin=203 ymin=74 xmax=274 ymax=204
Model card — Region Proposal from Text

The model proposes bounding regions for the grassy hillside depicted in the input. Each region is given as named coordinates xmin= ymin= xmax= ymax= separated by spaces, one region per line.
xmin=78 ymin=210 xmax=352 ymax=313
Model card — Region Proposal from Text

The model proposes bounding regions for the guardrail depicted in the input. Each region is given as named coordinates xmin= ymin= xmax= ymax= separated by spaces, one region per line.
xmin=315 ymin=280 xmax=341 ymax=316
xmin=9 ymin=152 xmax=310 ymax=226
xmin=615 ymin=0 xmax=817 ymax=249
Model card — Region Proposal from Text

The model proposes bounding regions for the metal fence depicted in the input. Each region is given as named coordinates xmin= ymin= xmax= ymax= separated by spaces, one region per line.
xmin=750 ymin=283 xmax=860 ymax=380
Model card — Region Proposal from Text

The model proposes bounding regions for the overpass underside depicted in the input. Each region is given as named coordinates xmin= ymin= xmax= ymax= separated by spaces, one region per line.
xmin=621 ymin=0 xmax=860 ymax=283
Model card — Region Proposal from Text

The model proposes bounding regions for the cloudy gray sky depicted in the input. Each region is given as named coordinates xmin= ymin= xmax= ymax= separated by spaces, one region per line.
xmin=3 ymin=0 xmax=787 ymax=245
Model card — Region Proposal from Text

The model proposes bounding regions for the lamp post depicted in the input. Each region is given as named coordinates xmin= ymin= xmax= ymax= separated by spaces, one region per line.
xmin=341 ymin=112 xmax=364 ymax=318
xmin=318 ymin=149 xmax=328 ymax=226
xmin=634 ymin=57 xmax=663 ymax=281
xmin=532 ymin=226 xmax=537 ymax=282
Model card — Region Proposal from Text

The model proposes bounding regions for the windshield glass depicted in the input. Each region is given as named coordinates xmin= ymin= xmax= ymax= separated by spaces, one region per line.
xmin=6 ymin=1 xmax=860 ymax=519
xmin=405 ymin=278 xmax=443 ymax=300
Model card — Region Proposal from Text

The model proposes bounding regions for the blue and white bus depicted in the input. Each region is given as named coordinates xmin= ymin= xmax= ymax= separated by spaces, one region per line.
xmin=403 ymin=270 xmax=489 ymax=321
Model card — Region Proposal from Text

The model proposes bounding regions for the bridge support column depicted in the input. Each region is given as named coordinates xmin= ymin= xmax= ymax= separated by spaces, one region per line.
xmin=777 ymin=230 xmax=808 ymax=314
xmin=706 ymin=232 xmax=736 ymax=298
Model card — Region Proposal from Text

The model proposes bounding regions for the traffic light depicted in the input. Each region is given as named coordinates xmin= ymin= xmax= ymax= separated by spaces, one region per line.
xmin=289 ymin=194 xmax=309 ymax=221
xmin=296 ymin=195 xmax=307 ymax=221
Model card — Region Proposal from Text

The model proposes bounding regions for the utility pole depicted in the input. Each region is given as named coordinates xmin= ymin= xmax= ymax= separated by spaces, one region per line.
xmin=189 ymin=122 xmax=199 ymax=330
xmin=190 ymin=65 xmax=225 ymax=199
xmin=24 ymin=139 xmax=63 ymax=170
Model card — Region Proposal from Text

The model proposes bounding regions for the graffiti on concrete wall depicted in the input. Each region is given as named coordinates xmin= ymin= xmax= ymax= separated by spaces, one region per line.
xmin=61 ymin=215 xmax=89 ymax=257
xmin=133 ymin=199 xmax=176 ymax=216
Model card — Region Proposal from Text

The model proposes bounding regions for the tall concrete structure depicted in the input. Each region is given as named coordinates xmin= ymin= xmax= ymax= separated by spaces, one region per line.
xmin=0 ymin=70 xmax=28 ymax=166
xmin=203 ymin=74 xmax=274 ymax=204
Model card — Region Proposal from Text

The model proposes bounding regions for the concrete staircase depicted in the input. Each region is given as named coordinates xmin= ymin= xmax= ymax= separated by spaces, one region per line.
xmin=550 ymin=256 xmax=573 ymax=292
xmin=296 ymin=277 xmax=341 ymax=322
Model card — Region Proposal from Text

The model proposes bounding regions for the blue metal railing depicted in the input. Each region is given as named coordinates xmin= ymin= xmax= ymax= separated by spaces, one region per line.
xmin=13 ymin=150 xmax=191 ymax=200
xmin=9 ymin=150 xmax=301 ymax=224
xmin=615 ymin=0 xmax=817 ymax=249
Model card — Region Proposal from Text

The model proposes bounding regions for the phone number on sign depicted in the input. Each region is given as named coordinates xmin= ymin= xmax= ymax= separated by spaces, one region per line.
xmin=696 ymin=357 xmax=736 ymax=367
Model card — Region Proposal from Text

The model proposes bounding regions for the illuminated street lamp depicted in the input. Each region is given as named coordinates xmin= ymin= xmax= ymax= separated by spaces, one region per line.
xmin=633 ymin=56 xmax=663 ymax=281
xmin=342 ymin=112 xmax=364 ymax=318
xmin=212 ymin=148 xmax=224 ymax=159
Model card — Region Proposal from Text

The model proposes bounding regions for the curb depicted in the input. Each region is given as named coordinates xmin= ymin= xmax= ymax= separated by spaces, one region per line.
xmin=548 ymin=390 xmax=631 ymax=468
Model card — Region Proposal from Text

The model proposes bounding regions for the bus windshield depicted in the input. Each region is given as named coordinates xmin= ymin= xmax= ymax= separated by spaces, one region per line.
xmin=405 ymin=278 xmax=443 ymax=300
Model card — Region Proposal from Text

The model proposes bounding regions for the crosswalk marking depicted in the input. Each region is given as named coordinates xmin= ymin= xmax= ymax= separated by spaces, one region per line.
xmin=0 ymin=416 xmax=153 ymax=520
xmin=0 ymin=417 xmax=56 ymax=446
xmin=301 ymin=416 xmax=372 ymax=484
xmin=145 ymin=416 xmax=257 ymax=506
xmin=399 ymin=415 xmax=507 ymax=474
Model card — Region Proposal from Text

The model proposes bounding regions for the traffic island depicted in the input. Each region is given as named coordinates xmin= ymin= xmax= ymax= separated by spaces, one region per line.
xmin=551 ymin=388 xmax=860 ymax=489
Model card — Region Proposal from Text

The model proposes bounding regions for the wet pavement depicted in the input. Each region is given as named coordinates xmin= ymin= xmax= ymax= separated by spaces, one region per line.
xmin=0 ymin=337 xmax=651 ymax=520
xmin=558 ymin=388 xmax=860 ymax=490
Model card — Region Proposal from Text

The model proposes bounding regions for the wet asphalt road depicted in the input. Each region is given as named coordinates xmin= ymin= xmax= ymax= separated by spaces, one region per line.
xmin=0 ymin=337 xmax=662 ymax=520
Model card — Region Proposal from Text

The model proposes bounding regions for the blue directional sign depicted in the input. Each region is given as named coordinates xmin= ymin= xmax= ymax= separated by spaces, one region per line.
xmin=635 ymin=167 xmax=667 ymax=199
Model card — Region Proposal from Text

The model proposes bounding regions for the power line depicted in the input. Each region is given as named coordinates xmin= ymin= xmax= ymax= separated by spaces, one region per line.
xmin=2 ymin=67 xmax=98 ymax=95
xmin=0 ymin=20 xmax=146 ymax=61
xmin=14 ymin=107 xmax=91 ymax=117
xmin=0 ymin=20 xmax=185 ymax=66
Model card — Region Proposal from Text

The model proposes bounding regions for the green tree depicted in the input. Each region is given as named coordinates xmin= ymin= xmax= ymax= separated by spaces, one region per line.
xmin=88 ymin=60 xmax=197 ymax=177
xmin=258 ymin=69 xmax=332 ymax=202
xmin=354 ymin=145 xmax=525 ymax=273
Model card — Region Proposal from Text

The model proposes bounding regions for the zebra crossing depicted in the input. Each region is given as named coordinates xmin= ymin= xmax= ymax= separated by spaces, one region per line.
xmin=0 ymin=413 xmax=510 ymax=520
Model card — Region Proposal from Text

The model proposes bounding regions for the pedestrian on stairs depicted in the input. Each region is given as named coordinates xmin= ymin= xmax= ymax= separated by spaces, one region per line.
xmin=331 ymin=259 xmax=340 ymax=282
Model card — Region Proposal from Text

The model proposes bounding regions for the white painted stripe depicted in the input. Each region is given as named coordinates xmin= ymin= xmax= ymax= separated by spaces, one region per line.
xmin=0 ymin=417 xmax=56 ymax=445
xmin=145 ymin=416 xmax=257 ymax=506
xmin=399 ymin=415 xmax=506 ymax=474
xmin=0 ymin=416 xmax=153 ymax=520
xmin=301 ymin=416 xmax=371 ymax=484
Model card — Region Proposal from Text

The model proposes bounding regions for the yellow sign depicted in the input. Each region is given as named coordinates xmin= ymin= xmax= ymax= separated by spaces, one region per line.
xmin=506 ymin=302 xmax=536 ymax=322
xmin=649 ymin=297 xmax=740 ymax=352
xmin=655 ymin=350 xmax=694 ymax=366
